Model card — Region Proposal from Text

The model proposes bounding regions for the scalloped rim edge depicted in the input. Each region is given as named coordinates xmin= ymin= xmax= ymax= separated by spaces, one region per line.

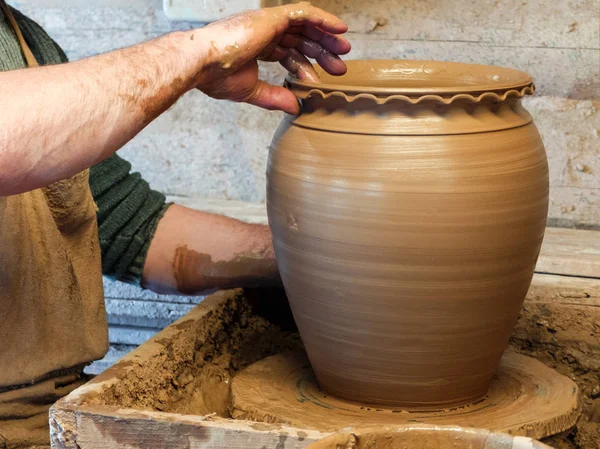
xmin=289 ymin=83 xmax=535 ymax=105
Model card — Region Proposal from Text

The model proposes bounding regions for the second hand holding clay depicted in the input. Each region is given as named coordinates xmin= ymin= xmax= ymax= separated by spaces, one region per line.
xmin=192 ymin=2 xmax=351 ymax=114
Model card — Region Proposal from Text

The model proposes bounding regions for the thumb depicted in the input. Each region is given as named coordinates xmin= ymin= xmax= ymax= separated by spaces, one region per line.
xmin=245 ymin=80 xmax=300 ymax=115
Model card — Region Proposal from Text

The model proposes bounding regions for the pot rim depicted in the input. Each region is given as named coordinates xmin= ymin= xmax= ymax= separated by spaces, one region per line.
xmin=286 ymin=59 xmax=535 ymax=104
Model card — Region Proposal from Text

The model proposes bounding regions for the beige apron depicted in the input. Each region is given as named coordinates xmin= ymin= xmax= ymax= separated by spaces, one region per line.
xmin=0 ymin=3 xmax=108 ymax=447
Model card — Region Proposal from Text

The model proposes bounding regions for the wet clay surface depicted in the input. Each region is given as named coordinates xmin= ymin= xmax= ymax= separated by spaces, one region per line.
xmin=84 ymin=290 xmax=596 ymax=448
xmin=306 ymin=426 xmax=552 ymax=449
xmin=229 ymin=350 xmax=580 ymax=440
xmin=90 ymin=290 xmax=301 ymax=416
xmin=267 ymin=59 xmax=549 ymax=406
xmin=509 ymin=340 xmax=600 ymax=449
xmin=510 ymin=285 xmax=600 ymax=449
xmin=289 ymin=59 xmax=533 ymax=93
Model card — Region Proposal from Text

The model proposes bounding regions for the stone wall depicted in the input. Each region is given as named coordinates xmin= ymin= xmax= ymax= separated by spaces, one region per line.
xmin=11 ymin=0 xmax=600 ymax=369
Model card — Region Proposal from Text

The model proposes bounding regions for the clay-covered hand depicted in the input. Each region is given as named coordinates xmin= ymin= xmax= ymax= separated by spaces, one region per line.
xmin=194 ymin=2 xmax=351 ymax=114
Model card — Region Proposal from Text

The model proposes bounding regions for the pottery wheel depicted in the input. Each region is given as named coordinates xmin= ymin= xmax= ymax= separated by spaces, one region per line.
xmin=230 ymin=351 xmax=580 ymax=440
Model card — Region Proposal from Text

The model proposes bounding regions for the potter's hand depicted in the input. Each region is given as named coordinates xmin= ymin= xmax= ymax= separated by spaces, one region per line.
xmin=195 ymin=2 xmax=351 ymax=114
xmin=0 ymin=3 xmax=348 ymax=195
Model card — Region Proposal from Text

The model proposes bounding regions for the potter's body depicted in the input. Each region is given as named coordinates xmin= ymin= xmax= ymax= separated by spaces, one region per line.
xmin=0 ymin=2 xmax=350 ymax=446
xmin=268 ymin=61 xmax=549 ymax=406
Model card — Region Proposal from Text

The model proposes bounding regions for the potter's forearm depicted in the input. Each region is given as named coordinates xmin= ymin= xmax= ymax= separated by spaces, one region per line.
xmin=142 ymin=205 xmax=281 ymax=295
xmin=0 ymin=30 xmax=200 ymax=196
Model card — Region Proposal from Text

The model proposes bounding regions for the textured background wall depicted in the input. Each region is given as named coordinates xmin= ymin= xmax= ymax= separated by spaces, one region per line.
xmin=10 ymin=0 xmax=600 ymax=368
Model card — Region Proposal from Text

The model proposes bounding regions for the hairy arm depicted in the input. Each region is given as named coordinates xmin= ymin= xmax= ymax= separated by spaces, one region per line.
xmin=0 ymin=3 xmax=349 ymax=197
xmin=142 ymin=205 xmax=280 ymax=295
xmin=0 ymin=31 xmax=199 ymax=195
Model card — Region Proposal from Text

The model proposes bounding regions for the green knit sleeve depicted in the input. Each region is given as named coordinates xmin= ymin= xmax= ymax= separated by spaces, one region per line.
xmin=89 ymin=154 xmax=172 ymax=286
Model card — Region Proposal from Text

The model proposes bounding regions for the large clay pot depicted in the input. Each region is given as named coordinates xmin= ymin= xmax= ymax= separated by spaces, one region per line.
xmin=266 ymin=60 xmax=549 ymax=406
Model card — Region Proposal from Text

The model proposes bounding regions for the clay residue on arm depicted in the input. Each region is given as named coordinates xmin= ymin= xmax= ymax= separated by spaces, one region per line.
xmin=0 ymin=28 xmax=204 ymax=196
xmin=142 ymin=205 xmax=281 ymax=296
xmin=111 ymin=32 xmax=193 ymax=127
xmin=172 ymin=245 xmax=280 ymax=295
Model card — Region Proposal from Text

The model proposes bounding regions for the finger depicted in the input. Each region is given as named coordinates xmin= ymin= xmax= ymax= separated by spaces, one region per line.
xmin=260 ymin=44 xmax=287 ymax=62
xmin=258 ymin=41 xmax=283 ymax=61
xmin=245 ymin=80 xmax=301 ymax=115
xmin=286 ymin=26 xmax=352 ymax=55
xmin=303 ymin=28 xmax=352 ymax=55
xmin=279 ymin=48 xmax=320 ymax=82
xmin=280 ymin=3 xmax=348 ymax=34
xmin=279 ymin=35 xmax=347 ymax=75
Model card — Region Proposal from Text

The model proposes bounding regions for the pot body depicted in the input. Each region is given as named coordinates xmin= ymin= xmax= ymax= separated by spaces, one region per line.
xmin=267 ymin=66 xmax=548 ymax=406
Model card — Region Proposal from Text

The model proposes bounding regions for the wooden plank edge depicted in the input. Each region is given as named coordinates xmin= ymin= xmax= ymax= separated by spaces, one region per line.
xmin=50 ymin=403 xmax=324 ymax=449
xmin=538 ymin=228 xmax=600 ymax=278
